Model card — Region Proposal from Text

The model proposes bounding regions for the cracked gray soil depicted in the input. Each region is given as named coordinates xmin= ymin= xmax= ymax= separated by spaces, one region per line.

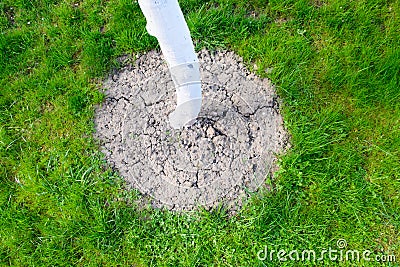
xmin=94 ymin=49 xmax=289 ymax=211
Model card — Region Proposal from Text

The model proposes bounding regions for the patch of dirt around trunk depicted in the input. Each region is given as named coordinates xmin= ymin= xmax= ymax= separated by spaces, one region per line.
xmin=94 ymin=49 xmax=289 ymax=211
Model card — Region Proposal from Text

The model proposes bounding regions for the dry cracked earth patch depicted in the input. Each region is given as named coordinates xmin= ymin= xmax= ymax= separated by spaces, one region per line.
xmin=94 ymin=49 xmax=289 ymax=211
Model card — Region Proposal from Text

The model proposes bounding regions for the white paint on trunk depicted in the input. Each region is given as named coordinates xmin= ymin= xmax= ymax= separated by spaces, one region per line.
xmin=138 ymin=0 xmax=202 ymax=129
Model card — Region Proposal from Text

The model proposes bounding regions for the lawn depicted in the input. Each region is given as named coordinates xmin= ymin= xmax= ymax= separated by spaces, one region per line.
xmin=1 ymin=0 xmax=399 ymax=266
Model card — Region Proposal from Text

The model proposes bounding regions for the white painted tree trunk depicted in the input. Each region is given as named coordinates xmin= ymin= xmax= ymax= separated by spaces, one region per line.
xmin=138 ymin=0 xmax=202 ymax=129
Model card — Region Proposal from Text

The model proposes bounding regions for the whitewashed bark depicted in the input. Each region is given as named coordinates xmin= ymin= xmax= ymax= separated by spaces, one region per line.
xmin=138 ymin=0 xmax=202 ymax=129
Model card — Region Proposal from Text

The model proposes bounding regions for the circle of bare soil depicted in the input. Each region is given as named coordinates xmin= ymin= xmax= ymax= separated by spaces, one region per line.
xmin=94 ymin=49 xmax=289 ymax=211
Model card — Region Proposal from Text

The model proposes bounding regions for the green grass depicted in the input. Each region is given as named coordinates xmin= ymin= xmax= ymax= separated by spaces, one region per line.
xmin=1 ymin=0 xmax=399 ymax=266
